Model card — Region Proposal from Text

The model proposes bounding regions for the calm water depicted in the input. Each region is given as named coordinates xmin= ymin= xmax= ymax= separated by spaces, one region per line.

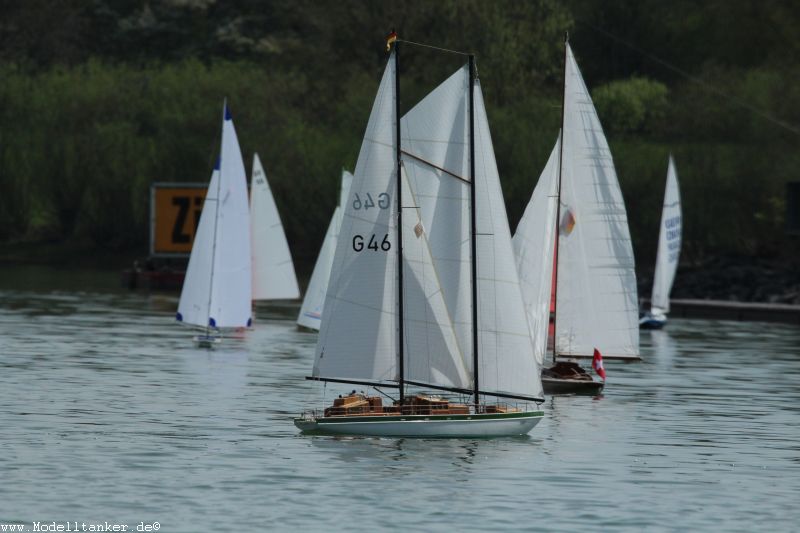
xmin=1 ymin=266 xmax=799 ymax=532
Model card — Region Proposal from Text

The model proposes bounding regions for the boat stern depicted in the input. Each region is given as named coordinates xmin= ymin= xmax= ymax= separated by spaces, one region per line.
xmin=294 ymin=411 xmax=321 ymax=432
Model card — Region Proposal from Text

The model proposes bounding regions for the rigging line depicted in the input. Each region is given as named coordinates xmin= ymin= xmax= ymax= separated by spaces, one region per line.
xmin=401 ymin=150 xmax=469 ymax=183
xmin=372 ymin=386 xmax=397 ymax=402
xmin=396 ymin=39 xmax=471 ymax=57
xmin=574 ymin=17 xmax=800 ymax=135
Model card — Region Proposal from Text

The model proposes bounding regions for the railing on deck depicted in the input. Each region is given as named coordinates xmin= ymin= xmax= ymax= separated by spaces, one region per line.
xmin=300 ymin=393 xmax=539 ymax=420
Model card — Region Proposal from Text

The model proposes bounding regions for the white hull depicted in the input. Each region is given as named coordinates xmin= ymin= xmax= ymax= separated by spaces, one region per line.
xmin=639 ymin=312 xmax=667 ymax=329
xmin=294 ymin=411 xmax=543 ymax=437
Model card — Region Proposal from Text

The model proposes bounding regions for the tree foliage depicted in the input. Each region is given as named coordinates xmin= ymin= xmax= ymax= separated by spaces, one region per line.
xmin=593 ymin=77 xmax=667 ymax=134
xmin=0 ymin=0 xmax=798 ymax=271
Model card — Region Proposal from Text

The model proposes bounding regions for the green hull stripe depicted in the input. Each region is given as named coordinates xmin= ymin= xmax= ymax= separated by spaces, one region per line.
xmin=299 ymin=411 xmax=544 ymax=425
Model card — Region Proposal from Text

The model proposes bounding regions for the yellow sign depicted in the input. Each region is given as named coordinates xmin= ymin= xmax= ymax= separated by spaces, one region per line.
xmin=150 ymin=183 xmax=207 ymax=256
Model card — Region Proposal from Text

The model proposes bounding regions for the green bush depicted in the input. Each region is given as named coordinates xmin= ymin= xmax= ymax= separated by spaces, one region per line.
xmin=593 ymin=77 xmax=668 ymax=134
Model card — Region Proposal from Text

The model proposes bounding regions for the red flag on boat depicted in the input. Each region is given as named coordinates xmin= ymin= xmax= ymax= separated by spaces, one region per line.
xmin=592 ymin=348 xmax=606 ymax=381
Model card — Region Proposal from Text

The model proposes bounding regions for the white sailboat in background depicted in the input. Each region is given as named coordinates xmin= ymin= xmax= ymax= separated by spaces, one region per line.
xmin=640 ymin=155 xmax=682 ymax=329
xmin=295 ymin=41 xmax=544 ymax=437
xmin=514 ymin=37 xmax=640 ymax=393
xmin=296 ymin=170 xmax=353 ymax=330
xmin=513 ymin=137 xmax=560 ymax=371
xmin=176 ymin=102 xmax=252 ymax=345
xmin=250 ymin=152 xmax=300 ymax=303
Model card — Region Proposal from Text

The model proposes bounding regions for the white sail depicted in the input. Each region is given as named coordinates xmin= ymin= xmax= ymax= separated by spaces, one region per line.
xmin=297 ymin=207 xmax=341 ymax=329
xmin=176 ymin=165 xmax=219 ymax=328
xmin=250 ymin=153 xmax=300 ymax=300
xmin=650 ymin=155 xmax=682 ymax=315
xmin=401 ymin=167 xmax=470 ymax=389
xmin=472 ymin=81 xmax=543 ymax=399
xmin=555 ymin=44 xmax=639 ymax=359
xmin=313 ymin=56 xmax=399 ymax=382
xmin=401 ymin=65 xmax=473 ymax=385
xmin=512 ymin=138 xmax=560 ymax=366
xmin=400 ymin=66 xmax=542 ymax=398
xmin=312 ymin=57 xmax=542 ymax=399
xmin=297 ymin=170 xmax=354 ymax=330
xmin=177 ymin=104 xmax=252 ymax=329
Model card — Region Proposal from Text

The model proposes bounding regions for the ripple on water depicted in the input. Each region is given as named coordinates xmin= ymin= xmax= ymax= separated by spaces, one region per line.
xmin=1 ymin=282 xmax=800 ymax=531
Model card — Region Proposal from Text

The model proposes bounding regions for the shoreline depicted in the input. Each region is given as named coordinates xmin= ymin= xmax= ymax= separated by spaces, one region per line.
xmin=0 ymin=240 xmax=143 ymax=269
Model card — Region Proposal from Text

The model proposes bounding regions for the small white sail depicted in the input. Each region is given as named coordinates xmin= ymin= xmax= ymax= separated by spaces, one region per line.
xmin=512 ymin=138 xmax=560 ymax=366
xmin=297 ymin=170 xmax=354 ymax=330
xmin=177 ymin=104 xmax=252 ymax=329
xmin=250 ymin=153 xmax=300 ymax=300
xmin=555 ymin=44 xmax=639 ymax=359
xmin=176 ymin=165 xmax=219 ymax=328
xmin=650 ymin=156 xmax=682 ymax=315
xmin=297 ymin=207 xmax=341 ymax=329
xmin=313 ymin=55 xmax=399 ymax=383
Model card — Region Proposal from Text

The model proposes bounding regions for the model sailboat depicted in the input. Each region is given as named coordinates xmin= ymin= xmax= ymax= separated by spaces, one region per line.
xmin=640 ymin=156 xmax=682 ymax=329
xmin=295 ymin=42 xmax=544 ymax=437
xmin=176 ymin=102 xmax=252 ymax=345
xmin=514 ymin=37 xmax=640 ymax=393
xmin=250 ymin=153 xmax=300 ymax=302
xmin=296 ymin=170 xmax=354 ymax=330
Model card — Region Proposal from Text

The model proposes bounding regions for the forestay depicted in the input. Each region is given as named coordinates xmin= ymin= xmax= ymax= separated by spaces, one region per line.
xmin=651 ymin=156 xmax=682 ymax=315
xmin=177 ymin=104 xmax=252 ymax=329
xmin=297 ymin=170 xmax=354 ymax=330
xmin=555 ymin=44 xmax=639 ymax=359
xmin=312 ymin=56 xmax=399 ymax=382
xmin=512 ymin=138 xmax=560 ymax=366
xmin=250 ymin=153 xmax=300 ymax=300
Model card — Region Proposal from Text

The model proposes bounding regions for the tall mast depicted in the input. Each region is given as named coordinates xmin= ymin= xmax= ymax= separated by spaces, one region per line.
xmin=468 ymin=55 xmax=479 ymax=407
xmin=394 ymin=42 xmax=405 ymax=406
xmin=552 ymin=33 xmax=568 ymax=363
